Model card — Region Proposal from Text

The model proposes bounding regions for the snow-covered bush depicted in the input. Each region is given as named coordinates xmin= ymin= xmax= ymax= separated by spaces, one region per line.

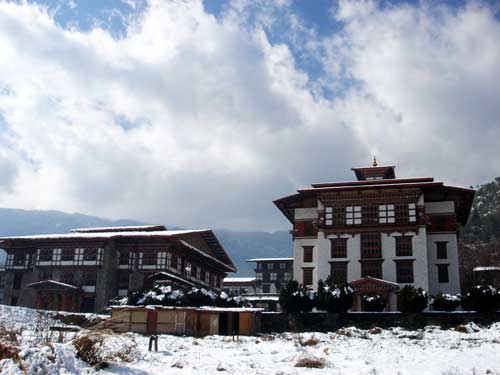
xmin=461 ymin=284 xmax=499 ymax=312
xmin=431 ymin=293 xmax=462 ymax=311
xmin=397 ymin=286 xmax=428 ymax=313
xmin=361 ymin=294 xmax=386 ymax=312
xmin=124 ymin=285 xmax=244 ymax=308
xmin=316 ymin=280 xmax=354 ymax=313
xmin=279 ymin=281 xmax=315 ymax=313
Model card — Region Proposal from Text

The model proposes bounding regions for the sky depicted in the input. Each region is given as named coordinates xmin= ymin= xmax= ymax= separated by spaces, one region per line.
xmin=0 ymin=0 xmax=499 ymax=231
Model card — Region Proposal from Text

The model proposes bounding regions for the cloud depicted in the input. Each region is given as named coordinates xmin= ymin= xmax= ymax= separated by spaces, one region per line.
xmin=0 ymin=0 xmax=498 ymax=230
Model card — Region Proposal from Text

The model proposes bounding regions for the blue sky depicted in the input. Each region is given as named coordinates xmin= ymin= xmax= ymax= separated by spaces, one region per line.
xmin=0 ymin=0 xmax=499 ymax=229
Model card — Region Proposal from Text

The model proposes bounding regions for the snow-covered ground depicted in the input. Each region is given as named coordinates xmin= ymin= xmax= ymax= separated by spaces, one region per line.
xmin=1 ymin=305 xmax=500 ymax=374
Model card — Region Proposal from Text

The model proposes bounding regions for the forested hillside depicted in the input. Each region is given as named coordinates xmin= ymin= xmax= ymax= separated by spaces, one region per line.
xmin=460 ymin=177 xmax=500 ymax=290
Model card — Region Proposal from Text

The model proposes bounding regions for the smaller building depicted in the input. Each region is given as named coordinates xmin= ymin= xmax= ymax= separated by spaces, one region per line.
xmin=473 ymin=266 xmax=500 ymax=286
xmin=222 ymin=277 xmax=256 ymax=295
xmin=246 ymin=258 xmax=293 ymax=294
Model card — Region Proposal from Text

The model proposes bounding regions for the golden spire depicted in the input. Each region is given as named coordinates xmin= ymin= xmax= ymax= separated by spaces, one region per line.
xmin=372 ymin=156 xmax=378 ymax=167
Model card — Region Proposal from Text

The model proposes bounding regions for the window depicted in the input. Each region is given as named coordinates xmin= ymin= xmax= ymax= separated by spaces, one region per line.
xmin=346 ymin=206 xmax=362 ymax=225
xmin=38 ymin=249 xmax=52 ymax=262
xmin=185 ymin=261 xmax=192 ymax=278
xmin=361 ymin=261 xmax=382 ymax=279
xmin=267 ymin=263 xmax=274 ymax=270
xmin=61 ymin=249 xmax=74 ymax=262
xmin=13 ymin=253 xmax=27 ymax=267
xmin=437 ymin=264 xmax=449 ymax=283
xmin=361 ymin=232 xmax=381 ymax=258
xmin=196 ymin=266 xmax=201 ymax=280
xmin=262 ymin=284 xmax=271 ymax=293
xmin=395 ymin=236 xmax=413 ymax=256
xmin=270 ymin=272 xmax=277 ymax=281
xmin=141 ymin=251 xmax=157 ymax=266
xmin=52 ymin=249 xmax=62 ymax=263
xmin=205 ymin=271 xmax=210 ymax=284
xmin=118 ymin=250 xmax=130 ymax=265
xmin=408 ymin=203 xmax=417 ymax=222
xmin=326 ymin=205 xmax=347 ymax=226
xmin=280 ymin=262 xmax=286 ymax=269
xmin=379 ymin=204 xmax=395 ymax=224
xmin=362 ymin=205 xmax=378 ymax=225
xmin=330 ymin=262 xmax=348 ymax=284
xmin=331 ymin=238 xmax=347 ymax=258
xmin=303 ymin=268 xmax=313 ymax=286
xmin=256 ymin=272 xmax=263 ymax=281
xmin=436 ymin=242 xmax=448 ymax=259
xmin=395 ymin=260 xmax=414 ymax=283
xmin=177 ymin=257 xmax=182 ymax=273
xmin=283 ymin=272 xmax=292 ymax=281
xmin=84 ymin=248 xmax=97 ymax=261
xmin=75 ymin=248 xmax=84 ymax=264
xmin=303 ymin=246 xmax=313 ymax=263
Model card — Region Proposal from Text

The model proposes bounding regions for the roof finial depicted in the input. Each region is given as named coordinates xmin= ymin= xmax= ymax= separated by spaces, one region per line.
xmin=372 ymin=156 xmax=378 ymax=167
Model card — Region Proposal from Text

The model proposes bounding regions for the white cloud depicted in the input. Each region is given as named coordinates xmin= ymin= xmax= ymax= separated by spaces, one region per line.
xmin=0 ymin=0 xmax=498 ymax=230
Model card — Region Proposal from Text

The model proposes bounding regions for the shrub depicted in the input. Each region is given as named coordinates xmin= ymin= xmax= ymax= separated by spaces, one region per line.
xmin=316 ymin=279 xmax=354 ymax=313
xmin=397 ymin=285 xmax=428 ymax=313
xmin=73 ymin=333 xmax=104 ymax=367
xmin=431 ymin=293 xmax=461 ymax=311
xmin=279 ymin=281 xmax=315 ymax=313
xmin=361 ymin=294 xmax=386 ymax=312
xmin=461 ymin=284 xmax=498 ymax=312
xmin=295 ymin=356 xmax=326 ymax=369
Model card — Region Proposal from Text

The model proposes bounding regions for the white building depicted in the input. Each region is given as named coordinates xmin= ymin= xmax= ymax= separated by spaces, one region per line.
xmin=273 ymin=161 xmax=474 ymax=311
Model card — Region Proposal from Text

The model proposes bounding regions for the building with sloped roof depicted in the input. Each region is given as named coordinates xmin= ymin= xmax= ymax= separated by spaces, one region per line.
xmin=0 ymin=225 xmax=236 ymax=312
xmin=273 ymin=159 xmax=475 ymax=311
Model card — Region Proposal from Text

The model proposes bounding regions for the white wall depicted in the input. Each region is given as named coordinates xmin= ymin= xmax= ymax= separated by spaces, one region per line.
xmin=294 ymin=208 xmax=317 ymax=220
xmin=293 ymin=237 xmax=319 ymax=287
xmin=424 ymin=201 xmax=455 ymax=214
xmin=426 ymin=233 xmax=460 ymax=295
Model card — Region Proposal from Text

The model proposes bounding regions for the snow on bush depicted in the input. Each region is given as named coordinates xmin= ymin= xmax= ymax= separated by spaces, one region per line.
xmin=316 ymin=280 xmax=354 ymax=313
xmin=279 ymin=280 xmax=315 ymax=313
xmin=431 ymin=293 xmax=462 ymax=311
xmin=125 ymin=285 xmax=244 ymax=308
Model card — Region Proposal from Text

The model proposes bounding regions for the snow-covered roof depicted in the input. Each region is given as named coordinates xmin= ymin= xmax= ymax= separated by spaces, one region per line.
xmin=473 ymin=266 xmax=500 ymax=272
xmin=246 ymin=257 xmax=294 ymax=262
xmin=71 ymin=225 xmax=166 ymax=233
xmin=0 ymin=229 xmax=210 ymax=241
xmin=0 ymin=228 xmax=236 ymax=272
xmin=26 ymin=280 xmax=79 ymax=290
xmin=223 ymin=277 xmax=256 ymax=283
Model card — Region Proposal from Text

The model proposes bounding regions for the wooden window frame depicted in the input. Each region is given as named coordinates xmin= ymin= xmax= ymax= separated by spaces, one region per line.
xmin=346 ymin=206 xmax=362 ymax=225
xmin=395 ymin=260 xmax=414 ymax=283
xmin=329 ymin=261 xmax=348 ymax=285
xmin=302 ymin=268 xmax=313 ymax=286
xmin=362 ymin=205 xmax=378 ymax=225
xmin=330 ymin=238 xmax=348 ymax=258
xmin=436 ymin=242 xmax=448 ymax=259
xmin=437 ymin=264 xmax=449 ymax=283
xmin=360 ymin=260 xmax=383 ymax=279
xmin=361 ymin=232 xmax=382 ymax=258
xmin=303 ymin=246 xmax=313 ymax=263
xmin=379 ymin=204 xmax=395 ymax=224
xmin=395 ymin=236 xmax=413 ymax=257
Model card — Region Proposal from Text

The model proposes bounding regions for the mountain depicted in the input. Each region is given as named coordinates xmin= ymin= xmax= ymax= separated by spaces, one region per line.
xmin=0 ymin=208 xmax=292 ymax=276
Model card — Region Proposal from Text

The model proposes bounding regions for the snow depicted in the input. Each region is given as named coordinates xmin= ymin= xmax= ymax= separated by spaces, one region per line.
xmin=474 ymin=266 xmax=500 ymax=272
xmin=223 ymin=277 xmax=256 ymax=283
xmin=1 ymin=305 xmax=500 ymax=374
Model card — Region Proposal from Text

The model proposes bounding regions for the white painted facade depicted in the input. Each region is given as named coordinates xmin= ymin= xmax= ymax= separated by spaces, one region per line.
xmin=293 ymin=199 xmax=461 ymax=296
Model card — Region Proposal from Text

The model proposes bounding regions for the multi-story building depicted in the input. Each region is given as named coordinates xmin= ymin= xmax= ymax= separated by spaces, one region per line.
xmin=246 ymin=258 xmax=293 ymax=294
xmin=222 ymin=277 xmax=256 ymax=295
xmin=0 ymin=225 xmax=236 ymax=312
xmin=273 ymin=161 xmax=474 ymax=310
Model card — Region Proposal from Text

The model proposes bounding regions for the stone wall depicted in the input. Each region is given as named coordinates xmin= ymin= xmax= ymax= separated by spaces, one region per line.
xmin=261 ymin=311 xmax=500 ymax=333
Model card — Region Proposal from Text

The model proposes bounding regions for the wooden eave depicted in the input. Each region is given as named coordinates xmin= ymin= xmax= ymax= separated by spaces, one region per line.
xmin=351 ymin=165 xmax=396 ymax=180
xmin=311 ymin=177 xmax=434 ymax=188
xmin=421 ymin=184 xmax=475 ymax=226
xmin=273 ymin=192 xmax=305 ymax=223
xmin=298 ymin=181 xmax=444 ymax=193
